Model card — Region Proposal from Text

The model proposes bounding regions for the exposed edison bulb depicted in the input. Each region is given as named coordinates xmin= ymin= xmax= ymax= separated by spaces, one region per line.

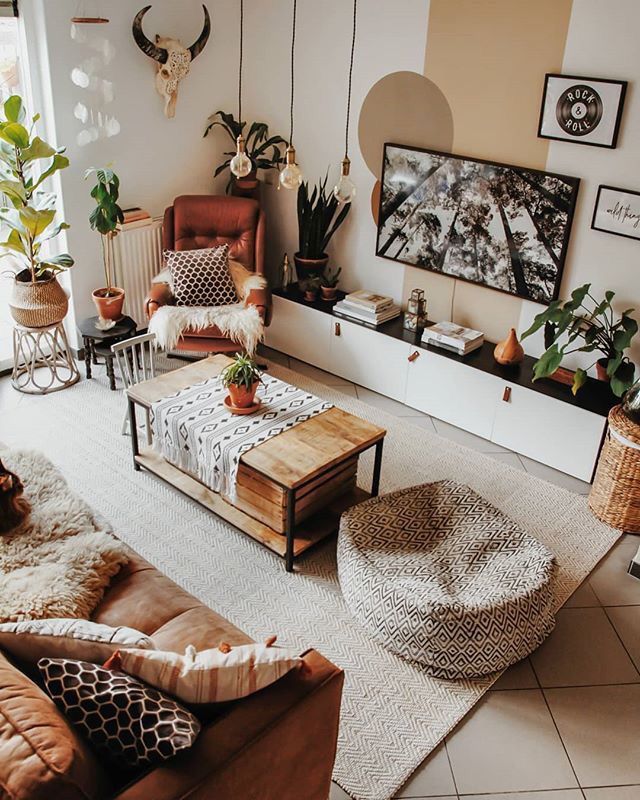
xmin=279 ymin=145 xmax=302 ymax=190
xmin=333 ymin=157 xmax=356 ymax=204
xmin=230 ymin=135 xmax=253 ymax=178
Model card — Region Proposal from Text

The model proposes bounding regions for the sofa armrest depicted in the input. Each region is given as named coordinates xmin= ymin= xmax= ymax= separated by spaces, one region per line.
xmin=246 ymin=286 xmax=272 ymax=327
xmin=146 ymin=283 xmax=175 ymax=320
xmin=112 ymin=649 xmax=343 ymax=800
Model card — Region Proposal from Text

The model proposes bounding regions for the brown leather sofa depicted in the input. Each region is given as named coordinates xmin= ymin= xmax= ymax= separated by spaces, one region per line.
xmin=0 ymin=552 xmax=344 ymax=800
xmin=146 ymin=195 xmax=272 ymax=354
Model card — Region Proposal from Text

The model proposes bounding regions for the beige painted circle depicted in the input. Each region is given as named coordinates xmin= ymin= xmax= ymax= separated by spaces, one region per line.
xmin=358 ymin=71 xmax=454 ymax=178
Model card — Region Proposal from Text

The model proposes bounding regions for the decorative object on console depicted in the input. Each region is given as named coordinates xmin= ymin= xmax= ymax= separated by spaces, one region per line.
xmin=279 ymin=0 xmax=303 ymax=190
xmin=376 ymin=143 xmax=579 ymax=304
xmin=39 ymin=658 xmax=201 ymax=768
xmin=403 ymin=287 xmax=428 ymax=332
xmin=494 ymin=327 xmax=524 ymax=366
xmin=132 ymin=4 xmax=211 ymax=119
xmin=300 ymin=275 xmax=321 ymax=303
xmin=1 ymin=95 xmax=74 ymax=328
xmin=86 ymin=166 xmax=126 ymax=323
xmin=104 ymin=637 xmax=303 ymax=704
xmin=334 ymin=290 xmax=400 ymax=327
xmin=295 ymin=175 xmax=351 ymax=279
xmin=521 ymin=283 xmax=637 ymax=397
xmin=589 ymin=405 xmax=640 ymax=533
xmin=422 ymin=321 xmax=484 ymax=356
xmin=280 ymin=252 xmax=293 ymax=290
xmin=221 ymin=351 xmax=263 ymax=410
xmin=332 ymin=0 xmax=357 ymax=204
xmin=320 ymin=266 xmax=341 ymax=300
xmin=0 ymin=457 xmax=30 ymax=534
xmin=591 ymin=184 xmax=640 ymax=241
xmin=538 ymin=74 xmax=627 ymax=149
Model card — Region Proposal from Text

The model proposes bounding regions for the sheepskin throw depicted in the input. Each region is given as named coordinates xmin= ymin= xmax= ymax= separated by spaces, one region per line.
xmin=0 ymin=449 xmax=130 ymax=623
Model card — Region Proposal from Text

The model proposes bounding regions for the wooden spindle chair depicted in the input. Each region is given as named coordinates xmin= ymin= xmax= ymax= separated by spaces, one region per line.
xmin=111 ymin=333 xmax=156 ymax=444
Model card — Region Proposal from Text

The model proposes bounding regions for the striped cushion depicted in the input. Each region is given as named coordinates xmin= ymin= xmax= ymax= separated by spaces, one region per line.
xmin=104 ymin=639 xmax=302 ymax=704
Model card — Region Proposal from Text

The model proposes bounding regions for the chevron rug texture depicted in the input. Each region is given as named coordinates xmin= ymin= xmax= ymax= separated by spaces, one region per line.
xmin=0 ymin=357 xmax=619 ymax=800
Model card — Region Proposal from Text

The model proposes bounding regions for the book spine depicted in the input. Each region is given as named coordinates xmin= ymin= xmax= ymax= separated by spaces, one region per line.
xmin=333 ymin=310 xmax=380 ymax=329
xmin=344 ymin=296 xmax=392 ymax=312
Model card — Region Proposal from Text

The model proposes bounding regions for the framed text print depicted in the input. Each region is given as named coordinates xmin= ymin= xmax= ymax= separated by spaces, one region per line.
xmin=591 ymin=185 xmax=640 ymax=241
xmin=538 ymin=74 xmax=627 ymax=148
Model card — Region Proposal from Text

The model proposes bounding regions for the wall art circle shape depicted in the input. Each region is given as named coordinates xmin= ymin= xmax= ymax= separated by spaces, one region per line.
xmin=555 ymin=84 xmax=603 ymax=136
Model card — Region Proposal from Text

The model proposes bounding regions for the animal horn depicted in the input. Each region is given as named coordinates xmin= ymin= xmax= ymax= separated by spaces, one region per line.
xmin=188 ymin=4 xmax=211 ymax=61
xmin=132 ymin=5 xmax=168 ymax=63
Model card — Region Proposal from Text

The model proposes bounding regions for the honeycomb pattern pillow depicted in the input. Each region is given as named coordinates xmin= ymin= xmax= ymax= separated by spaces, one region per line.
xmin=165 ymin=244 xmax=238 ymax=307
xmin=39 ymin=658 xmax=201 ymax=768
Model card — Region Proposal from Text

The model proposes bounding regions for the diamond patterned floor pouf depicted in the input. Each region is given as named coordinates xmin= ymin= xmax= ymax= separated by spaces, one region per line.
xmin=337 ymin=480 xmax=557 ymax=679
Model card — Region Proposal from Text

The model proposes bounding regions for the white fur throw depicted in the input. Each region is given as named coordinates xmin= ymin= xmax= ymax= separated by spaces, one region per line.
xmin=0 ymin=449 xmax=130 ymax=623
xmin=148 ymin=303 xmax=263 ymax=354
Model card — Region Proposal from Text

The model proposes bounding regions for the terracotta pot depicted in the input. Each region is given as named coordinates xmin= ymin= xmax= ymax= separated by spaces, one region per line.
xmin=303 ymin=290 xmax=318 ymax=302
xmin=494 ymin=327 xmax=524 ymax=365
xmin=320 ymin=286 xmax=338 ymax=301
xmin=9 ymin=269 xmax=68 ymax=327
xmin=294 ymin=252 xmax=329 ymax=280
xmin=596 ymin=358 xmax=611 ymax=382
xmin=92 ymin=287 xmax=125 ymax=321
xmin=228 ymin=380 xmax=259 ymax=409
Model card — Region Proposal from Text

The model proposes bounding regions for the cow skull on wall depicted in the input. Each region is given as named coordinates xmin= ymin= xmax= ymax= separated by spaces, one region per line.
xmin=132 ymin=4 xmax=211 ymax=119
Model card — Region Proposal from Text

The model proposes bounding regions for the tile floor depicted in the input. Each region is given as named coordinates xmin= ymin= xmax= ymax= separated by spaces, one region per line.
xmin=2 ymin=346 xmax=639 ymax=800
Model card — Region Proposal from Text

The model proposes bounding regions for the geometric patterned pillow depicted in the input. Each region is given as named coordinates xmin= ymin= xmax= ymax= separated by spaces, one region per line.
xmin=38 ymin=658 xmax=201 ymax=768
xmin=165 ymin=243 xmax=238 ymax=307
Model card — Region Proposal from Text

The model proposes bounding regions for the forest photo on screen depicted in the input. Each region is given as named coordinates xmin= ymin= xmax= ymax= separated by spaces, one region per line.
xmin=376 ymin=144 xmax=579 ymax=303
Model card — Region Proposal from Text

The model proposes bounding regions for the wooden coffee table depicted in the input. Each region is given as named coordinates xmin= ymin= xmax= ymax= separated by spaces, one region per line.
xmin=126 ymin=355 xmax=386 ymax=571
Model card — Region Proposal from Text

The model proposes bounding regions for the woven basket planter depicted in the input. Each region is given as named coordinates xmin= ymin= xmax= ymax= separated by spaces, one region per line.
xmin=589 ymin=404 xmax=640 ymax=532
xmin=9 ymin=270 xmax=68 ymax=328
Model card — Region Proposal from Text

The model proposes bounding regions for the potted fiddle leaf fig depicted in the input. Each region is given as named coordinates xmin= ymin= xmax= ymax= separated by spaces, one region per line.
xmin=521 ymin=283 xmax=638 ymax=397
xmin=85 ymin=167 xmax=125 ymax=323
xmin=0 ymin=95 xmax=74 ymax=328
xmin=204 ymin=110 xmax=286 ymax=194
xmin=296 ymin=175 xmax=351 ymax=280
xmin=221 ymin=352 xmax=263 ymax=409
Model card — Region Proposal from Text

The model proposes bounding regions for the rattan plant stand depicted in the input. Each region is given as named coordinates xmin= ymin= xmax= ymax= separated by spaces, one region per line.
xmin=589 ymin=404 xmax=640 ymax=533
xmin=12 ymin=322 xmax=80 ymax=395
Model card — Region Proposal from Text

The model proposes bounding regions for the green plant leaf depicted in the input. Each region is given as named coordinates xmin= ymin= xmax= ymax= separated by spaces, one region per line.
xmin=19 ymin=206 xmax=55 ymax=237
xmin=0 ymin=122 xmax=29 ymax=148
xmin=611 ymin=360 xmax=636 ymax=398
xmin=3 ymin=95 xmax=24 ymax=123
xmin=571 ymin=368 xmax=588 ymax=396
xmin=42 ymin=252 xmax=74 ymax=268
xmin=33 ymin=154 xmax=70 ymax=190
xmin=532 ymin=344 xmax=563 ymax=381
xmin=565 ymin=283 xmax=590 ymax=311
xmin=21 ymin=136 xmax=57 ymax=162
xmin=0 ymin=179 xmax=25 ymax=204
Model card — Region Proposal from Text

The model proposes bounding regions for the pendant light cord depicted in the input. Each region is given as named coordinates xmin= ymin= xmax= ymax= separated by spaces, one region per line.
xmin=238 ymin=0 xmax=244 ymax=125
xmin=288 ymin=0 xmax=297 ymax=147
xmin=344 ymin=0 xmax=357 ymax=159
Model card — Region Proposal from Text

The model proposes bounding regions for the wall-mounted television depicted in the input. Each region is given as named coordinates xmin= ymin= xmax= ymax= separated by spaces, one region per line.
xmin=376 ymin=143 xmax=580 ymax=304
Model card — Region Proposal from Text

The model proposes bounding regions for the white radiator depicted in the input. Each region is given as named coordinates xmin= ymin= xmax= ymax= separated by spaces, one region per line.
xmin=112 ymin=218 xmax=163 ymax=327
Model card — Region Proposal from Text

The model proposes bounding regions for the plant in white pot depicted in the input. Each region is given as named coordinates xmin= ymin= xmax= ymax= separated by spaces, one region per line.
xmin=85 ymin=167 xmax=125 ymax=325
xmin=0 ymin=95 xmax=74 ymax=328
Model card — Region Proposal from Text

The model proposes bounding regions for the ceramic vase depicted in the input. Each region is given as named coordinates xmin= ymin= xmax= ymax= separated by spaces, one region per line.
xmin=494 ymin=328 xmax=524 ymax=365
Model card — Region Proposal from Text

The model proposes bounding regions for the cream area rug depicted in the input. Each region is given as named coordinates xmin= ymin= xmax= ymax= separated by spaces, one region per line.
xmin=0 ymin=449 xmax=129 ymax=623
xmin=0 ymin=358 xmax=619 ymax=800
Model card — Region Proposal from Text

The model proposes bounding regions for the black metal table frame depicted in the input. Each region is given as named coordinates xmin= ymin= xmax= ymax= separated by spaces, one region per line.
xmin=127 ymin=396 xmax=384 ymax=572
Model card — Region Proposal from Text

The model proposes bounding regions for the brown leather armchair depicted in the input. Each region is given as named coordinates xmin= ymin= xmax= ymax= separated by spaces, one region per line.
xmin=146 ymin=195 xmax=271 ymax=354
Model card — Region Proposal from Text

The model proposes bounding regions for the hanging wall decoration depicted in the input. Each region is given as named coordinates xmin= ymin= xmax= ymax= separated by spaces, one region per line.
xmin=132 ymin=4 xmax=211 ymax=119
xmin=333 ymin=0 xmax=357 ymax=204
xmin=279 ymin=0 xmax=302 ymax=190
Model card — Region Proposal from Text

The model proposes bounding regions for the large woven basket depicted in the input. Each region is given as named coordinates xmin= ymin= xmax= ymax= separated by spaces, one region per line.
xmin=9 ymin=271 xmax=68 ymax=328
xmin=589 ymin=404 xmax=640 ymax=532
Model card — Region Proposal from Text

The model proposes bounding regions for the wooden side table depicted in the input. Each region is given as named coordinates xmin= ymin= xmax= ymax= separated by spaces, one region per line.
xmin=78 ymin=315 xmax=137 ymax=390
xmin=12 ymin=322 xmax=80 ymax=394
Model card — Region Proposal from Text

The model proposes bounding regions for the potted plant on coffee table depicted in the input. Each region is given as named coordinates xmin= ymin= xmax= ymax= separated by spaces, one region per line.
xmin=0 ymin=95 xmax=74 ymax=328
xmin=296 ymin=175 xmax=351 ymax=281
xmin=521 ymin=283 xmax=638 ymax=397
xmin=221 ymin=352 xmax=263 ymax=410
xmin=320 ymin=266 xmax=341 ymax=301
xmin=85 ymin=167 xmax=125 ymax=325
xmin=204 ymin=110 xmax=286 ymax=195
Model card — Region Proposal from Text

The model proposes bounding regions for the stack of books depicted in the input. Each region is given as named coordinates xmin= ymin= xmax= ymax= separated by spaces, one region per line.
xmin=333 ymin=290 xmax=401 ymax=328
xmin=118 ymin=207 xmax=152 ymax=231
xmin=421 ymin=321 xmax=484 ymax=356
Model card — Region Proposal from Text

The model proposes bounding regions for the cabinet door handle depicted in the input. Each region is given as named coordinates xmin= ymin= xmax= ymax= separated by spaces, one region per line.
xmin=334 ymin=322 xmax=341 ymax=336
xmin=408 ymin=350 xmax=420 ymax=363
xmin=502 ymin=386 xmax=512 ymax=402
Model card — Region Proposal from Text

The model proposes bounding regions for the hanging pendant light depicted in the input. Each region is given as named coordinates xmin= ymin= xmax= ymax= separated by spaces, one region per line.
xmin=279 ymin=0 xmax=302 ymax=190
xmin=230 ymin=0 xmax=252 ymax=179
xmin=71 ymin=0 xmax=109 ymax=23
xmin=333 ymin=0 xmax=357 ymax=204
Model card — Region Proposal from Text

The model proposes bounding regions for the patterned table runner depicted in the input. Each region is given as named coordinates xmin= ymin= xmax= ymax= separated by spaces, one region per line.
xmin=151 ymin=373 xmax=333 ymax=500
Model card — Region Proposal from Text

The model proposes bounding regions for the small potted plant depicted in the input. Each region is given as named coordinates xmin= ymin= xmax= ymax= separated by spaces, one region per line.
xmin=204 ymin=110 xmax=286 ymax=195
xmin=320 ymin=266 xmax=341 ymax=301
xmin=221 ymin=352 xmax=263 ymax=409
xmin=296 ymin=176 xmax=351 ymax=280
xmin=86 ymin=167 xmax=125 ymax=324
xmin=0 ymin=95 xmax=74 ymax=328
xmin=521 ymin=283 xmax=638 ymax=397
xmin=300 ymin=276 xmax=321 ymax=303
